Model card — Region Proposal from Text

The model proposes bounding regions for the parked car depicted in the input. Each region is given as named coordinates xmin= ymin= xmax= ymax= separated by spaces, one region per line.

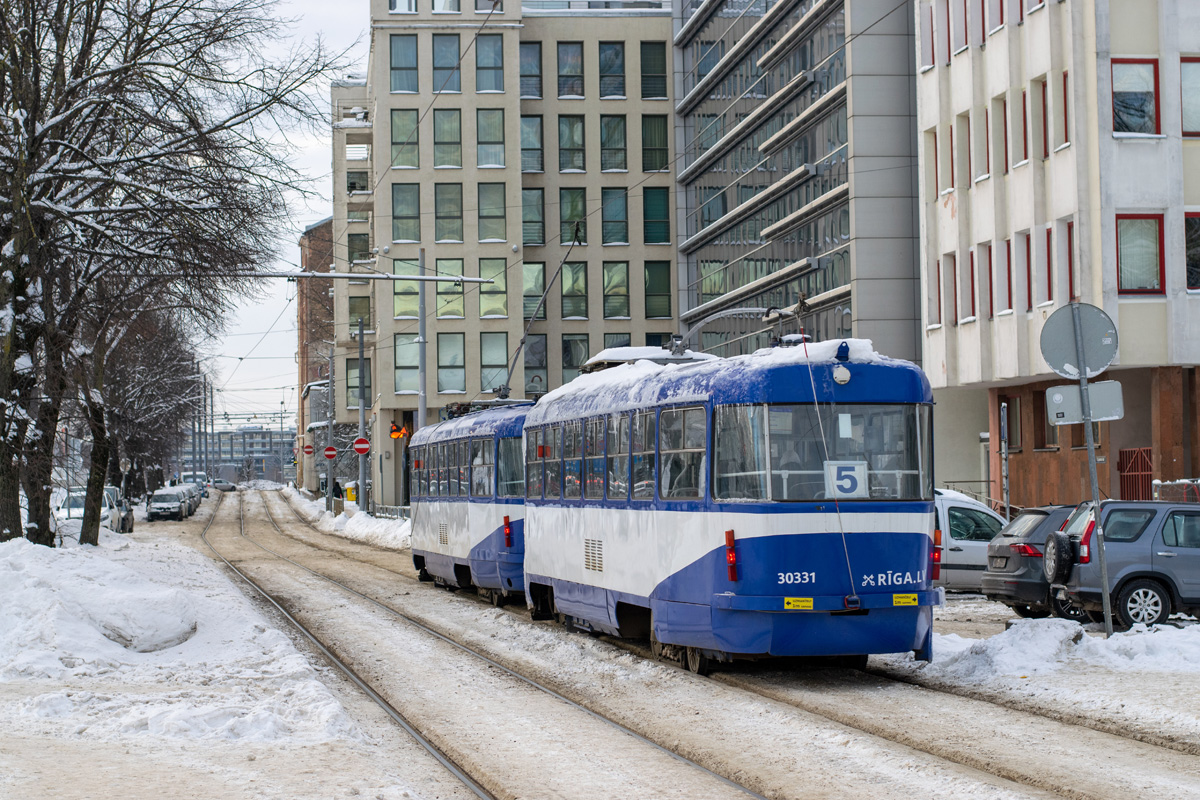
xmin=933 ymin=489 xmax=1008 ymax=591
xmin=178 ymin=483 xmax=200 ymax=515
xmin=981 ymin=505 xmax=1080 ymax=619
xmin=53 ymin=489 xmax=117 ymax=530
xmin=1046 ymin=500 xmax=1200 ymax=629
xmin=212 ymin=478 xmax=236 ymax=492
xmin=147 ymin=489 xmax=188 ymax=521
xmin=103 ymin=485 xmax=135 ymax=534
xmin=191 ymin=480 xmax=209 ymax=498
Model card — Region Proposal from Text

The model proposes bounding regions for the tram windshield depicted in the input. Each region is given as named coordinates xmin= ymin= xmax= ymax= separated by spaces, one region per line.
xmin=714 ymin=404 xmax=933 ymax=502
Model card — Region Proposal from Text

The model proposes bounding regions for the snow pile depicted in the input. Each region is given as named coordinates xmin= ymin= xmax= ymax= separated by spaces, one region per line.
xmin=282 ymin=486 xmax=411 ymax=551
xmin=240 ymin=479 xmax=285 ymax=490
xmin=0 ymin=536 xmax=358 ymax=743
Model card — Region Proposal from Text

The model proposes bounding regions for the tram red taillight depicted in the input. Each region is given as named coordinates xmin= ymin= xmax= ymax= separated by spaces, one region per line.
xmin=931 ymin=528 xmax=942 ymax=581
xmin=503 ymin=515 xmax=512 ymax=548
xmin=725 ymin=529 xmax=738 ymax=582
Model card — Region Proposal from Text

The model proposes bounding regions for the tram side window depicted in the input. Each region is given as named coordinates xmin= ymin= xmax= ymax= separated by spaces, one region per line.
xmin=409 ymin=446 xmax=420 ymax=498
xmin=433 ymin=444 xmax=443 ymax=497
xmin=584 ymin=418 xmax=605 ymax=499
xmin=545 ymin=425 xmax=563 ymax=499
xmin=471 ymin=437 xmax=494 ymax=497
xmin=525 ymin=429 xmax=544 ymax=498
xmin=446 ymin=441 xmax=459 ymax=496
xmin=631 ymin=410 xmax=656 ymax=499
xmin=419 ymin=446 xmax=429 ymax=496
xmin=460 ymin=441 xmax=471 ymax=496
xmin=498 ymin=437 xmax=525 ymax=497
xmin=607 ymin=413 xmax=630 ymax=500
xmin=562 ymin=421 xmax=582 ymax=499
xmin=713 ymin=405 xmax=767 ymax=500
xmin=659 ymin=406 xmax=706 ymax=499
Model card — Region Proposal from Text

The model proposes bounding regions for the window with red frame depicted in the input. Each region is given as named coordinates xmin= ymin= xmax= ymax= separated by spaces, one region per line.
xmin=1003 ymin=239 xmax=1013 ymax=310
xmin=1000 ymin=97 xmax=1009 ymax=172
xmin=1112 ymin=59 xmax=1160 ymax=134
xmin=983 ymin=243 xmax=993 ymax=318
xmin=1067 ymin=221 xmax=1076 ymax=300
xmin=1185 ymin=213 xmax=1200 ymax=290
xmin=1044 ymin=227 xmax=1053 ymax=303
xmin=949 ymin=253 xmax=959 ymax=324
xmin=929 ymin=259 xmax=943 ymax=323
xmin=1039 ymin=79 xmax=1049 ymax=157
xmin=1116 ymin=214 xmax=1164 ymax=294
xmin=1062 ymin=71 xmax=1070 ymax=145
xmin=1020 ymin=90 xmax=1029 ymax=161
xmin=1182 ymin=59 xmax=1200 ymax=136
xmin=1023 ymin=232 xmax=1032 ymax=310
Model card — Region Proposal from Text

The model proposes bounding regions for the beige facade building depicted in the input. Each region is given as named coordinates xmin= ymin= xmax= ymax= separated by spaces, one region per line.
xmin=917 ymin=0 xmax=1200 ymax=504
xmin=315 ymin=0 xmax=679 ymax=504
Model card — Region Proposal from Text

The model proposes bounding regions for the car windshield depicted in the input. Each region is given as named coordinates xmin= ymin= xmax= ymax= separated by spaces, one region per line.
xmin=997 ymin=511 xmax=1048 ymax=539
xmin=61 ymin=494 xmax=87 ymax=510
xmin=152 ymin=492 xmax=178 ymax=502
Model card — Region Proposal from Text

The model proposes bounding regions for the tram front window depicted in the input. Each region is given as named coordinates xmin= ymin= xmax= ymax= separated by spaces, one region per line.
xmin=714 ymin=404 xmax=932 ymax=501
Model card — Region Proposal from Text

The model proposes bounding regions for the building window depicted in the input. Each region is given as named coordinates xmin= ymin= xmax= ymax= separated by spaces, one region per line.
xmin=560 ymin=188 xmax=587 ymax=244
xmin=562 ymin=334 xmax=589 ymax=383
xmin=1000 ymin=395 xmax=1021 ymax=451
xmin=1186 ymin=214 xmax=1200 ymax=290
xmin=1043 ymin=227 xmax=1053 ymax=303
xmin=559 ymin=115 xmax=585 ymax=171
xmin=390 ymin=0 xmax=416 ymax=12
xmin=435 ymin=183 xmax=463 ymax=241
xmin=394 ymin=333 xmax=419 ymax=393
xmin=433 ymin=34 xmax=461 ymax=92
xmin=348 ymin=296 xmax=371 ymax=331
xmin=1112 ymin=59 xmax=1159 ymax=134
xmin=640 ymin=41 xmax=667 ymax=99
xmin=1061 ymin=71 xmax=1070 ymax=146
xmin=523 ymin=263 xmax=545 ymax=319
xmin=600 ymin=115 xmax=627 ymax=171
xmin=476 ymin=0 xmax=501 ymax=10
xmin=646 ymin=333 xmax=671 ymax=347
xmin=603 ymin=262 xmax=629 ymax=318
xmin=433 ymin=0 xmax=460 ymax=10
xmin=959 ymin=250 xmax=975 ymax=319
xmin=1033 ymin=391 xmax=1058 ymax=449
xmin=480 ymin=332 xmax=508 ymax=394
xmin=478 ymin=183 xmax=506 ymax=242
xmin=1067 ymin=221 xmax=1076 ymax=300
xmin=561 ymin=262 xmax=588 ymax=318
xmin=1183 ymin=59 xmax=1200 ymax=136
xmin=602 ymin=188 xmax=628 ymax=244
xmin=434 ymin=109 xmax=462 ymax=167
xmin=1002 ymin=239 xmax=1013 ymax=311
xmin=520 ymin=42 xmax=542 ymax=98
xmin=1038 ymin=78 xmax=1048 ymax=158
xmin=645 ymin=261 xmax=671 ymax=318
xmin=643 ymin=187 xmax=670 ymax=244
xmin=393 ymin=258 xmax=418 ymax=317
xmin=477 ymin=109 xmax=505 ymax=167
xmin=390 ymin=35 xmax=418 ymax=92
xmin=391 ymin=110 xmax=418 ymax=167
xmin=347 ymin=233 xmax=370 ymax=263
xmin=521 ymin=116 xmax=543 ymax=171
xmin=599 ymin=42 xmax=625 ymax=98
xmin=522 ymin=188 xmax=545 ymax=245
xmin=435 ymin=258 xmax=464 ymax=317
xmin=604 ymin=332 xmax=631 ymax=348
xmin=1117 ymin=215 xmax=1164 ymax=294
xmin=1022 ymin=232 xmax=1032 ymax=310
xmin=391 ymin=184 xmax=419 ymax=242
xmin=928 ymin=258 xmax=941 ymax=324
xmin=981 ymin=243 xmax=993 ymax=319
xmin=524 ymin=333 xmax=547 ymax=394
xmin=476 ymin=34 xmax=503 ymax=92
xmin=346 ymin=171 xmax=369 ymax=193
xmin=558 ymin=42 xmax=583 ymax=98
xmin=642 ymin=115 xmax=668 ymax=171
xmin=480 ymin=258 xmax=508 ymax=317
xmin=438 ymin=333 xmax=465 ymax=392
xmin=346 ymin=358 xmax=372 ymax=408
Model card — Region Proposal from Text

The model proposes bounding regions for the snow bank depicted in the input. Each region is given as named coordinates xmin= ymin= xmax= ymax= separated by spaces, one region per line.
xmin=241 ymin=479 xmax=285 ymax=490
xmin=0 ymin=536 xmax=358 ymax=743
xmin=282 ymin=486 xmax=411 ymax=551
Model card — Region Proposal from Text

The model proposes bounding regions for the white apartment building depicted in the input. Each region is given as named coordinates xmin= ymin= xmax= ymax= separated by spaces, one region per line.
xmin=917 ymin=0 xmax=1200 ymax=504
xmin=317 ymin=0 xmax=679 ymax=505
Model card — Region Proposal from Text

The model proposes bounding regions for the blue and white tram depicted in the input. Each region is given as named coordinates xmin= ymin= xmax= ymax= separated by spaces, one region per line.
xmin=408 ymin=403 xmax=531 ymax=603
xmin=521 ymin=340 xmax=938 ymax=672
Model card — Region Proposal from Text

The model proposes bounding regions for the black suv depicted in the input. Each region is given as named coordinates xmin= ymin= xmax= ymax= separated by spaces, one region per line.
xmin=981 ymin=506 xmax=1080 ymax=619
xmin=1044 ymin=501 xmax=1200 ymax=629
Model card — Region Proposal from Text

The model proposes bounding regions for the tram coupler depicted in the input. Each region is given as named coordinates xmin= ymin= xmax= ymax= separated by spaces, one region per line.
xmin=843 ymin=594 xmax=861 ymax=610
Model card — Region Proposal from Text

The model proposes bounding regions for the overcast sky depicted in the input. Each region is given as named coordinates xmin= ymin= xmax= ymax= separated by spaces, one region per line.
xmin=201 ymin=1 xmax=369 ymax=426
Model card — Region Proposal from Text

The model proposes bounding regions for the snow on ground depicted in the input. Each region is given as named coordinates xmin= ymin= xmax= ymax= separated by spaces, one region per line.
xmin=0 ymin=531 xmax=358 ymax=743
xmin=240 ymin=479 xmax=285 ymax=491
xmin=282 ymin=486 xmax=411 ymax=550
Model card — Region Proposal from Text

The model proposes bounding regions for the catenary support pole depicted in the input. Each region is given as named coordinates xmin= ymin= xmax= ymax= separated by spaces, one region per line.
xmin=327 ymin=348 xmax=335 ymax=513
xmin=417 ymin=248 xmax=427 ymax=431
xmin=358 ymin=315 xmax=367 ymax=510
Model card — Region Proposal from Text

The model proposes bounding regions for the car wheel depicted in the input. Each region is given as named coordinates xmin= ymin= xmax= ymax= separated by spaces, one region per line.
xmin=1116 ymin=579 xmax=1171 ymax=629
xmin=1042 ymin=531 xmax=1073 ymax=584
xmin=1049 ymin=593 xmax=1088 ymax=623
xmin=1009 ymin=603 xmax=1051 ymax=619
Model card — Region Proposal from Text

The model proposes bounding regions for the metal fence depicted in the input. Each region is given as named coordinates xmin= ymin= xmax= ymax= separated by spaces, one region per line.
xmin=371 ymin=502 xmax=410 ymax=521
xmin=1118 ymin=448 xmax=1154 ymax=500
xmin=1153 ymin=479 xmax=1200 ymax=503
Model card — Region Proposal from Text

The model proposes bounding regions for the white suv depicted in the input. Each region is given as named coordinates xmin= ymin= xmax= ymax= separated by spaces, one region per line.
xmin=934 ymin=489 xmax=1007 ymax=591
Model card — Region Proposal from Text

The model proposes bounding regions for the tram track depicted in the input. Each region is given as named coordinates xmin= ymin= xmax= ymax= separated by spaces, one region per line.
xmin=261 ymin=488 xmax=1200 ymax=800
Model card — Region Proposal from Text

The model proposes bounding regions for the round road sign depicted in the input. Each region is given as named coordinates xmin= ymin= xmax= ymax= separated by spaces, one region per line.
xmin=1039 ymin=303 xmax=1118 ymax=380
xmin=303 ymin=444 xmax=314 ymax=456
xmin=323 ymin=446 xmax=338 ymax=460
xmin=352 ymin=437 xmax=371 ymax=455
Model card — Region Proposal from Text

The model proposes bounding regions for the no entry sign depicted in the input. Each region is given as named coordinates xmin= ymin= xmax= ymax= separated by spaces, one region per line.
xmin=323 ymin=446 xmax=337 ymax=460
xmin=303 ymin=444 xmax=314 ymax=456
xmin=352 ymin=437 xmax=370 ymax=455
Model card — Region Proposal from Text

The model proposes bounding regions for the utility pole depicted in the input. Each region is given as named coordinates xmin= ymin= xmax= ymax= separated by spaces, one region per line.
xmin=357 ymin=315 xmax=367 ymax=509
xmin=417 ymin=247 xmax=427 ymax=431
xmin=191 ymin=364 xmax=198 ymax=480
xmin=209 ymin=382 xmax=215 ymax=480
xmin=201 ymin=376 xmax=208 ymax=480
xmin=327 ymin=348 xmax=335 ymax=512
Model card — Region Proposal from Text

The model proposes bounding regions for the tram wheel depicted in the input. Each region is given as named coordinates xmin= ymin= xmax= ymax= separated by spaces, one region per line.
xmin=685 ymin=647 xmax=713 ymax=676
xmin=417 ymin=568 xmax=433 ymax=582
xmin=490 ymin=590 xmax=506 ymax=608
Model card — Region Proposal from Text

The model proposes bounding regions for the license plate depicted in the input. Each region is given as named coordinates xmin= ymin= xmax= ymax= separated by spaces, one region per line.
xmin=989 ymin=557 xmax=1008 ymax=569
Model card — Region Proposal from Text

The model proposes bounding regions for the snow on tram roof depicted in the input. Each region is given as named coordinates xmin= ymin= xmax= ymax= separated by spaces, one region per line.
xmin=525 ymin=338 xmax=929 ymax=427
xmin=410 ymin=402 xmax=533 ymax=445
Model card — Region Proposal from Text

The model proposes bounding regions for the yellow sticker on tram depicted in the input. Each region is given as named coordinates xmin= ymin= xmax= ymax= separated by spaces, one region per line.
xmin=893 ymin=594 xmax=918 ymax=606
xmin=784 ymin=597 xmax=814 ymax=610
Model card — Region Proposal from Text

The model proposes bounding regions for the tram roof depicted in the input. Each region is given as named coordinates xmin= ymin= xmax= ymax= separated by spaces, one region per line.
xmin=525 ymin=338 xmax=932 ymax=427
xmin=410 ymin=402 xmax=533 ymax=446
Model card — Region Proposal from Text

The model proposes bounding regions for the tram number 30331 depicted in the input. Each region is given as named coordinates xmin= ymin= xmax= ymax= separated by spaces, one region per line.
xmin=778 ymin=571 xmax=817 ymax=584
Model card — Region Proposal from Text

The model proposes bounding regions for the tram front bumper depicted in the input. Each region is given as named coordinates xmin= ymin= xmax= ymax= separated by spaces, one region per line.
xmin=711 ymin=589 xmax=942 ymax=612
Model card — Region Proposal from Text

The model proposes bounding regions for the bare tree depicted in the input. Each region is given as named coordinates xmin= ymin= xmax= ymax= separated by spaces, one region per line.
xmin=0 ymin=0 xmax=341 ymax=543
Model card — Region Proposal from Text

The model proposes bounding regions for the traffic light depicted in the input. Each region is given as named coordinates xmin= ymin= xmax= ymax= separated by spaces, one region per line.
xmin=390 ymin=422 xmax=408 ymax=440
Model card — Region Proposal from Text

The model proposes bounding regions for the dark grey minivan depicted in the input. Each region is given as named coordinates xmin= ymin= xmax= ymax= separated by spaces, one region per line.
xmin=1045 ymin=501 xmax=1200 ymax=629
xmin=981 ymin=506 xmax=1079 ymax=619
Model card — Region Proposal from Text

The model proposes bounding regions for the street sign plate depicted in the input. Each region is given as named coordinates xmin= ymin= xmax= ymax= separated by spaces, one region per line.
xmin=324 ymin=446 xmax=337 ymax=460
xmin=1047 ymin=381 xmax=1126 ymax=425
xmin=352 ymin=437 xmax=370 ymax=455
xmin=1040 ymin=304 xmax=1118 ymax=379
xmin=303 ymin=444 xmax=314 ymax=455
